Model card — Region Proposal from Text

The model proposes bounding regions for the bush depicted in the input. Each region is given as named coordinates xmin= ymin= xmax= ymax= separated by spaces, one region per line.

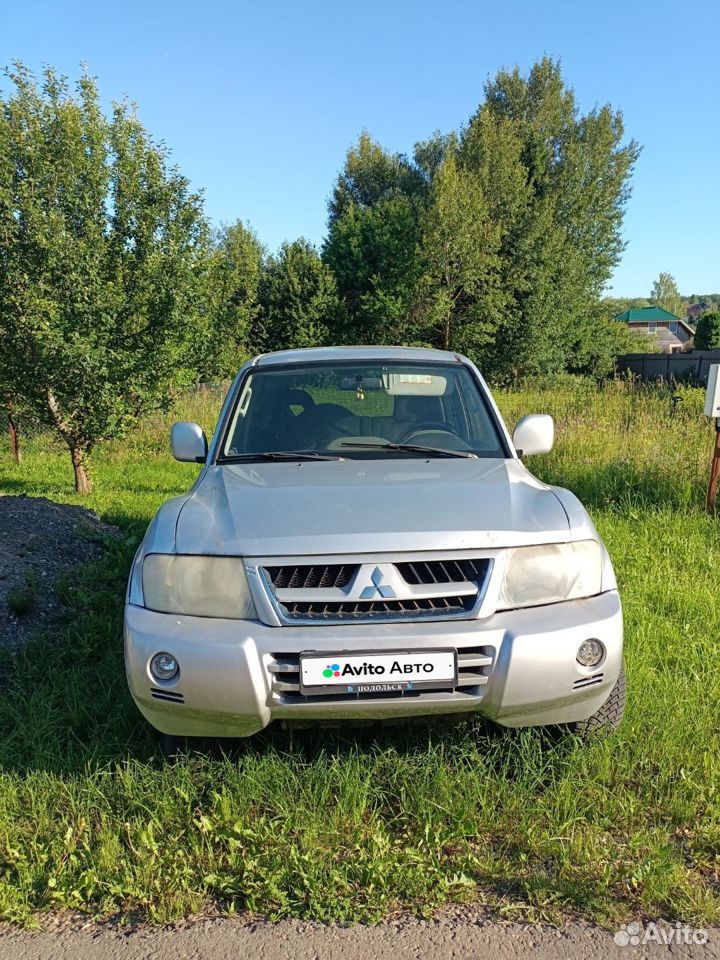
xmin=694 ymin=312 xmax=720 ymax=350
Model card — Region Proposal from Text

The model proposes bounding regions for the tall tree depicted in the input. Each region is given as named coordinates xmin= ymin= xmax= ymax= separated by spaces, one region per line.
xmin=0 ymin=64 xmax=206 ymax=492
xmin=325 ymin=60 xmax=639 ymax=378
xmin=259 ymin=239 xmax=339 ymax=351
xmin=459 ymin=57 xmax=640 ymax=378
xmin=323 ymin=133 xmax=423 ymax=344
xmin=327 ymin=130 xmax=422 ymax=224
xmin=416 ymin=151 xmax=504 ymax=352
xmin=650 ymin=272 xmax=683 ymax=318
xmin=197 ymin=221 xmax=264 ymax=380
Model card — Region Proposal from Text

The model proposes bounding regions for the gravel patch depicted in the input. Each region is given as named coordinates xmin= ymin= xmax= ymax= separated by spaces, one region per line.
xmin=0 ymin=908 xmax=718 ymax=960
xmin=0 ymin=494 xmax=118 ymax=651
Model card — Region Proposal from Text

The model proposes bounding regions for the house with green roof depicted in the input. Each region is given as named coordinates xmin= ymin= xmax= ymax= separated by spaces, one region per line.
xmin=614 ymin=306 xmax=694 ymax=353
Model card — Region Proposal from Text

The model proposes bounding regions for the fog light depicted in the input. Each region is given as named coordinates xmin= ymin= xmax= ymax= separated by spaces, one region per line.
xmin=150 ymin=652 xmax=179 ymax=681
xmin=577 ymin=639 xmax=604 ymax=667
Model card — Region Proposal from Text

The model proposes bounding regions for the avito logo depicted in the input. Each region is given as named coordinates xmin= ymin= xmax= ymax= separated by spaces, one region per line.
xmin=322 ymin=660 xmax=435 ymax=679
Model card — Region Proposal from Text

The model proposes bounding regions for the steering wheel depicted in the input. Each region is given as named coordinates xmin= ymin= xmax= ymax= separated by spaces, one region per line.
xmin=397 ymin=421 xmax=456 ymax=443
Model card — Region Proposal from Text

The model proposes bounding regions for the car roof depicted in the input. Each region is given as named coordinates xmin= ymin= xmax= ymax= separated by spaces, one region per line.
xmin=253 ymin=346 xmax=465 ymax=367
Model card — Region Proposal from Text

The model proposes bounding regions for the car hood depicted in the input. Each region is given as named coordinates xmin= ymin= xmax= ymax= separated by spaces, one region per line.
xmin=173 ymin=459 xmax=571 ymax=557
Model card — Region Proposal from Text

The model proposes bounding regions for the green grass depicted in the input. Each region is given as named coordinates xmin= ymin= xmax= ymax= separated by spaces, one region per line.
xmin=0 ymin=378 xmax=718 ymax=926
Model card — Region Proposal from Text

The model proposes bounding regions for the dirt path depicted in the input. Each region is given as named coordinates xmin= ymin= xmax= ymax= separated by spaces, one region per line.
xmin=1 ymin=910 xmax=717 ymax=960
xmin=0 ymin=494 xmax=117 ymax=651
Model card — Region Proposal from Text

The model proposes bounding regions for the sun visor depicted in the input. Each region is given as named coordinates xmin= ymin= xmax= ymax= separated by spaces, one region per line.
xmin=383 ymin=372 xmax=448 ymax=396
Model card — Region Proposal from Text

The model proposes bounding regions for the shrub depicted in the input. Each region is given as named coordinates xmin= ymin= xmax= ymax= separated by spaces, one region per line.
xmin=694 ymin=312 xmax=720 ymax=350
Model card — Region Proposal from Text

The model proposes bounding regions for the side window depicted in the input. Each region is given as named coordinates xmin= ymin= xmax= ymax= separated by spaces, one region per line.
xmin=669 ymin=321 xmax=678 ymax=334
xmin=648 ymin=322 xmax=657 ymax=334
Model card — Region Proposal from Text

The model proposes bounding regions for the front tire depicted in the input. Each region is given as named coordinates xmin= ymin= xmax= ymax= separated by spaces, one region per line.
xmin=158 ymin=732 xmax=185 ymax=761
xmin=571 ymin=664 xmax=626 ymax=738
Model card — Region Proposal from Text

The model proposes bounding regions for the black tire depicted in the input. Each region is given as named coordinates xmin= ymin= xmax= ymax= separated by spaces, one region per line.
xmin=158 ymin=732 xmax=185 ymax=762
xmin=571 ymin=663 xmax=626 ymax=738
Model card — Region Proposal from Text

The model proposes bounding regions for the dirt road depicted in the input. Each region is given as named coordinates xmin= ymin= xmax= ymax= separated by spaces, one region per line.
xmin=1 ymin=908 xmax=717 ymax=960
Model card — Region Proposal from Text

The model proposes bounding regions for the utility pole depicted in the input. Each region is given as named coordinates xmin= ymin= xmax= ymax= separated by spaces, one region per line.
xmin=707 ymin=421 xmax=720 ymax=513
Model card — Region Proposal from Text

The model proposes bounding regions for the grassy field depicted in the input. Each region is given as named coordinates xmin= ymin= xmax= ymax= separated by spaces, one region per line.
xmin=0 ymin=378 xmax=718 ymax=926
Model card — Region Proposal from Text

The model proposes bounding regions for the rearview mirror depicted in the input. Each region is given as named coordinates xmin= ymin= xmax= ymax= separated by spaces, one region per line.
xmin=171 ymin=421 xmax=208 ymax=463
xmin=340 ymin=376 xmax=383 ymax=391
xmin=512 ymin=414 xmax=554 ymax=457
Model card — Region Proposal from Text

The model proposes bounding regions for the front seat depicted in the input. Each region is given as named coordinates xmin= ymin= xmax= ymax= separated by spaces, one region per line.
xmin=385 ymin=395 xmax=444 ymax=441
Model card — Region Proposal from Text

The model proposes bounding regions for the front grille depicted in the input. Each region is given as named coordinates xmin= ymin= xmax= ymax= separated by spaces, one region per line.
xmin=261 ymin=555 xmax=492 ymax=624
xmin=395 ymin=558 xmax=487 ymax=585
xmin=283 ymin=595 xmax=475 ymax=619
xmin=266 ymin=564 xmax=358 ymax=589
xmin=268 ymin=645 xmax=494 ymax=702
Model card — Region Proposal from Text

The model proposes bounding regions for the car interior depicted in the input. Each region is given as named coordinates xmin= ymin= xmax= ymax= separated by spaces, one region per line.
xmin=223 ymin=366 xmax=503 ymax=457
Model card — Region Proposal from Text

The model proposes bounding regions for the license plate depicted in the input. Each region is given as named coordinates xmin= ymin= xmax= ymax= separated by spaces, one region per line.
xmin=299 ymin=649 xmax=457 ymax=695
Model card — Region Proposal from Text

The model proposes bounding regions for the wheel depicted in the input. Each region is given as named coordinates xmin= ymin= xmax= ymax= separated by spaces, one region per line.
xmin=571 ymin=664 xmax=626 ymax=738
xmin=396 ymin=421 xmax=455 ymax=443
xmin=158 ymin=732 xmax=185 ymax=761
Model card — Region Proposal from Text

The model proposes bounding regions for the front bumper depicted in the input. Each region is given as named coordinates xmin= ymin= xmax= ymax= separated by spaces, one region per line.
xmin=124 ymin=590 xmax=623 ymax=737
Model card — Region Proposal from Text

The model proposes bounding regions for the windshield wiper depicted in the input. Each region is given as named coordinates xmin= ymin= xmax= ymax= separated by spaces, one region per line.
xmin=221 ymin=451 xmax=345 ymax=462
xmin=340 ymin=441 xmax=477 ymax=459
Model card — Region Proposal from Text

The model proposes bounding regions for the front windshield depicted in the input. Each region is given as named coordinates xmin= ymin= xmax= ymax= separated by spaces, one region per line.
xmin=219 ymin=360 xmax=507 ymax=460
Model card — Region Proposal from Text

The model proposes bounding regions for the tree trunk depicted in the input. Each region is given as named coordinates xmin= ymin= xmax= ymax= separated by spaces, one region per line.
xmin=46 ymin=390 xmax=93 ymax=495
xmin=70 ymin=445 xmax=92 ymax=495
xmin=7 ymin=414 xmax=21 ymax=464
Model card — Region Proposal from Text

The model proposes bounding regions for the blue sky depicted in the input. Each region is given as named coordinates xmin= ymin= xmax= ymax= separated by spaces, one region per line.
xmin=2 ymin=0 xmax=718 ymax=296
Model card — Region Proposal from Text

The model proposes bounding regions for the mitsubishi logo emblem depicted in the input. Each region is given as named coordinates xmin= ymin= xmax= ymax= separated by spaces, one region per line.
xmin=359 ymin=566 xmax=396 ymax=600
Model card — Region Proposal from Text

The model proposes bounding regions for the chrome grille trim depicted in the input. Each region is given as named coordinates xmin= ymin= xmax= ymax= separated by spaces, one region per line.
xmin=256 ymin=555 xmax=493 ymax=625
xmin=281 ymin=596 xmax=475 ymax=619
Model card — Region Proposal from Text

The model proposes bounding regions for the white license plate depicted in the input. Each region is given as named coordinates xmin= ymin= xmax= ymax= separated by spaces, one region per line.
xmin=299 ymin=649 xmax=457 ymax=695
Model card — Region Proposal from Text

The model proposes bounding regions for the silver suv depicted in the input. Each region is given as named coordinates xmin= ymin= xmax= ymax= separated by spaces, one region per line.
xmin=124 ymin=347 xmax=624 ymax=748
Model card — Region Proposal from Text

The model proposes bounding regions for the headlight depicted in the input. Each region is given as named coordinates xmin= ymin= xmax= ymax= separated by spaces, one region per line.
xmin=497 ymin=540 xmax=603 ymax=610
xmin=142 ymin=554 xmax=257 ymax=619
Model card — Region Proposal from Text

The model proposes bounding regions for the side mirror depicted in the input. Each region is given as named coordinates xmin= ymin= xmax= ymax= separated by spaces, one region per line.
xmin=512 ymin=414 xmax=554 ymax=457
xmin=171 ymin=421 xmax=208 ymax=463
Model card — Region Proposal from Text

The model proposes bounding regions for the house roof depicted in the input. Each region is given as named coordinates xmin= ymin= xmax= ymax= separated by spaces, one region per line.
xmin=614 ymin=306 xmax=680 ymax=322
xmin=614 ymin=306 xmax=695 ymax=336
